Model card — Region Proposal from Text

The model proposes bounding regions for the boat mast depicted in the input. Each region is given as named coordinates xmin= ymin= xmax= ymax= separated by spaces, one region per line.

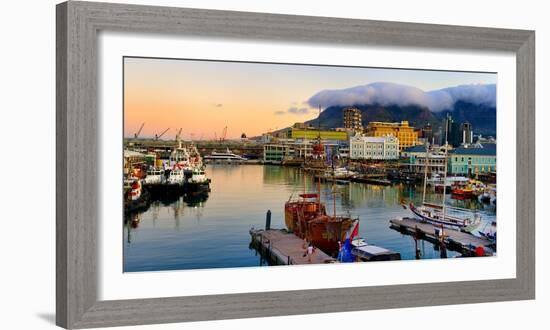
xmin=442 ymin=115 xmax=450 ymax=218
xmin=422 ymin=141 xmax=429 ymax=205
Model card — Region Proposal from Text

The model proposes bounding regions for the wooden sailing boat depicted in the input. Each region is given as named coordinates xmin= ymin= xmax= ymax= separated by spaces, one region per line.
xmin=405 ymin=115 xmax=481 ymax=232
xmin=285 ymin=108 xmax=358 ymax=255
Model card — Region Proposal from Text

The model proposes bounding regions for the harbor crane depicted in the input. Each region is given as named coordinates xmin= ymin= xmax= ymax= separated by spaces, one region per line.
xmin=175 ymin=128 xmax=183 ymax=142
xmin=155 ymin=128 xmax=170 ymax=141
xmin=134 ymin=122 xmax=145 ymax=139
xmin=220 ymin=126 xmax=227 ymax=142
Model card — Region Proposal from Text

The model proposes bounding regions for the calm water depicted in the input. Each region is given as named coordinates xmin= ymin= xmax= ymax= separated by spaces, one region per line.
xmin=123 ymin=165 xmax=496 ymax=272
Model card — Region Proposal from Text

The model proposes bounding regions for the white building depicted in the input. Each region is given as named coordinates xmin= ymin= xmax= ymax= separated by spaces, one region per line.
xmin=350 ymin=135 xmax=399 ymax=160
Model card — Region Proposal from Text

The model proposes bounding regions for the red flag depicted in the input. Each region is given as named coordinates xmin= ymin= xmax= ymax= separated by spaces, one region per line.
xmin=349 ymin=221 xmax=359 ymax=240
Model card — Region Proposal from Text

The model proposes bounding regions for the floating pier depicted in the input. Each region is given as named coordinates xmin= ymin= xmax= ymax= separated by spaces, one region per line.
xmin=249 ymin=229 xmax=336 ymax=265
xmin=389 ymin=218 xmax=495 ymax=256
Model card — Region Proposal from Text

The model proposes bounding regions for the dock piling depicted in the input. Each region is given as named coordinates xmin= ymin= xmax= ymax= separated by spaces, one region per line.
xmin=265 ymin=210 xmax=271 ymax=230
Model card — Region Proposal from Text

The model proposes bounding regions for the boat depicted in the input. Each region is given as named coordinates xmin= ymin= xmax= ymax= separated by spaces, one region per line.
xmin=285 ymin=192 xmax=358 ymax=255
xmin=185 ymin=166 xmax=211 ymax=194
xmin=429 ymin=174 xmax=469 ymax=194
xmin=285 ymin=193 xmax=326 ymax=235
xmin=124 ymin=177 xmax=151 ymax=214
xmin=350 ymin=239 xmax=401 ymax=262
xmin=478 ymin=185 xmax=497 ymax=204
xmin=409 ymin=202 xmax=481 ymax=232
xmin=165 ymin=166 xmax=186 ymax=195
xmin=451 ymin=179 xmax=486 ymax=199
xmin=142 ymin=167 xmax=167 ymax=197
xmin=203 ymin=148 xmax=247 ymax=163
xmin=351 ymin=176 xmax=392 ymax=186
xmin=169 ymin=141 xmax=192 ymax=171
xmin=285 ymin=136 xmax=359 ymax=256
xmin=406 ymin=125 xmax=482 ymax=232
xmin=450 ymin=184 xmax=475 ymax=199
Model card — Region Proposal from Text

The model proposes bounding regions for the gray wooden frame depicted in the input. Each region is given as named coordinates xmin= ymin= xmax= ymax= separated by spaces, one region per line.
xmin=56 ymin=1 xmax=535 ymax=328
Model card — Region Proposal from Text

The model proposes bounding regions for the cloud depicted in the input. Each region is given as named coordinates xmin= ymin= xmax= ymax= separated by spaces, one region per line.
xmin=213 ymin=103 xmax=223 ymax=108
xmin=274 ymin=110 xmax=286 ymax=115
xmin=287 ymin=106 xmax=310 ymax=115
xmin=307 ymin=82 xmax=496 ymax=112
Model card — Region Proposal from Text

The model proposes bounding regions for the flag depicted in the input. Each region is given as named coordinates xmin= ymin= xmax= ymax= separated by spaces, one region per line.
xmin=349 ymin=221 xmax=359 ymax=241
xmin=337 ymin=220 xmax=359 ymax=263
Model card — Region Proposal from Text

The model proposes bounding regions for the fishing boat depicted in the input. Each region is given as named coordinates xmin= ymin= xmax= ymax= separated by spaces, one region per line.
xmin=405 ymin=121 xmax=481 ymax=232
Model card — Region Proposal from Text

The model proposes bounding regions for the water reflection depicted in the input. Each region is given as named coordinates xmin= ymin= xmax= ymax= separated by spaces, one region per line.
xmin=123 ymin=165 xmax=496 ymax=272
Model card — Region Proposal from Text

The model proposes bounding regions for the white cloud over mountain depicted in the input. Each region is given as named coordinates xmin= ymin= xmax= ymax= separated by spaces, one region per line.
xmin=307 ymin=82 xmax=496 ymax=112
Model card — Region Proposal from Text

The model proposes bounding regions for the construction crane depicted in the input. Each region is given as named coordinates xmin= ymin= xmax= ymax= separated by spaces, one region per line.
xmin=134 ymin=122 xmax=145 ymax=139
xmin=220 ymin=126 xmax=228 ymax=142
xmin=155 ymin=128 xmax=170 ymax=141
xmin=175 ymin=128 xmax=183 ymax=142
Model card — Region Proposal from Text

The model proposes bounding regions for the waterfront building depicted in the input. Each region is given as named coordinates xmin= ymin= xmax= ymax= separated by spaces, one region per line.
xmin=289 ymin=128 xmax=349 ymax=141
xmin=349 ymin=135 xmax=399 ymax=160
xmin=412 ymin=153 xmax=447 ymax=174
xmin=343 ymin=107 xmax=363 ymax=131
xmin=264 ymin=144 xmax=294 ymax=163
xmin=448 ymin=143 xmax=496 ymax=176
xmin=264 ymin=138 xmax=351 ymax=163
xmin=365 ymin=121 xmax=419 ymax=150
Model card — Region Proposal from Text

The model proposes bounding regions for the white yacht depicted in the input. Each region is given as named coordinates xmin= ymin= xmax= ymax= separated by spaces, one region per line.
xmin=203 ymin=148 xmax=247 ymax=163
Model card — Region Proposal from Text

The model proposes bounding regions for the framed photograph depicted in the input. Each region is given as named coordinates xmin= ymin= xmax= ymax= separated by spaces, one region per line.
xmin=56 ymin=1 xmax=535 ymax=328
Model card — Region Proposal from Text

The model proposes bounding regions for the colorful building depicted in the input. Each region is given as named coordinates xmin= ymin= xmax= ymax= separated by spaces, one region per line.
xmin=401 ymin=145 xmax=447 ymax=174
xmin=289 ymin=128 xmax=349 ymax=141
xmin=448 ymin=143 xmax=496 ymax=176
xmin=365 ymin=121 xmax=419 ymax=150
xmin=349 ymin=135 xmax=399 ymax=160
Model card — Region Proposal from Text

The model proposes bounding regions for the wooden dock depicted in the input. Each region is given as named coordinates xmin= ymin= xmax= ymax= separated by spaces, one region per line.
xmin=249 ymin=229 xmax=336 ymax=265
xmin=389 ymin=218 xmax=495 ymax=256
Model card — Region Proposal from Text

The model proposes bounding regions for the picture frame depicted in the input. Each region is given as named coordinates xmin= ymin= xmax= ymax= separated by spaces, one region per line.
xmin=56 ymin=1 xmax=535 ymax=328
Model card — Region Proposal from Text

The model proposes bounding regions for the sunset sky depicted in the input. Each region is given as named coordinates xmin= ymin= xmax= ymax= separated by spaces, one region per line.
xmin=124 ymin=57 xmax=497 ymax=140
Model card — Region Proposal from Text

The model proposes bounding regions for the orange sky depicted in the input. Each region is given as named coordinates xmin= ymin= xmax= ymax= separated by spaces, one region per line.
xmin=124 ymin=57 xmax=320 ymax=140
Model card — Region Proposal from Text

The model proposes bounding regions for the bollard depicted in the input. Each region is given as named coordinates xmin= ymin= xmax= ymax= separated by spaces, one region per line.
xmin=265 ymin=210 xmax=271 ymax=230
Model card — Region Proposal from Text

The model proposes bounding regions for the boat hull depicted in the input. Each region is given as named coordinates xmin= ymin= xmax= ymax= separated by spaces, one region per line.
xmin=409 ymin=203 xmax=479 ymax=232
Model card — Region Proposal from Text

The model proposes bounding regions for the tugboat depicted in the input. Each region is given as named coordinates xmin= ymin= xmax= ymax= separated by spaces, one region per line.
xmin=185 ymin=166 xmax=211 ymax=195
xmin=143 ymin=167 xmax=167 ymax=198
xmin=163 ymin=141 xmax=191 ymax=197
xmin=165 ymin=165 xmax=186 ymax=196
xmin=124 ymin=177 xmax=151 ymax=214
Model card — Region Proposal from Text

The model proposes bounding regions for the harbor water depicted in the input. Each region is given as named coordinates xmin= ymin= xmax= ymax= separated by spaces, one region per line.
xmin=123 ymin=164 xmax=496 ymax=272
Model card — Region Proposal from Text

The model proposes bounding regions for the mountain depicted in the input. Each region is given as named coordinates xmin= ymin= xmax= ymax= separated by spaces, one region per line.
xmin=304 ymin=102 xmax=496 ymax=136
xmin=436 ymin=101 xmax=496 ymax=136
